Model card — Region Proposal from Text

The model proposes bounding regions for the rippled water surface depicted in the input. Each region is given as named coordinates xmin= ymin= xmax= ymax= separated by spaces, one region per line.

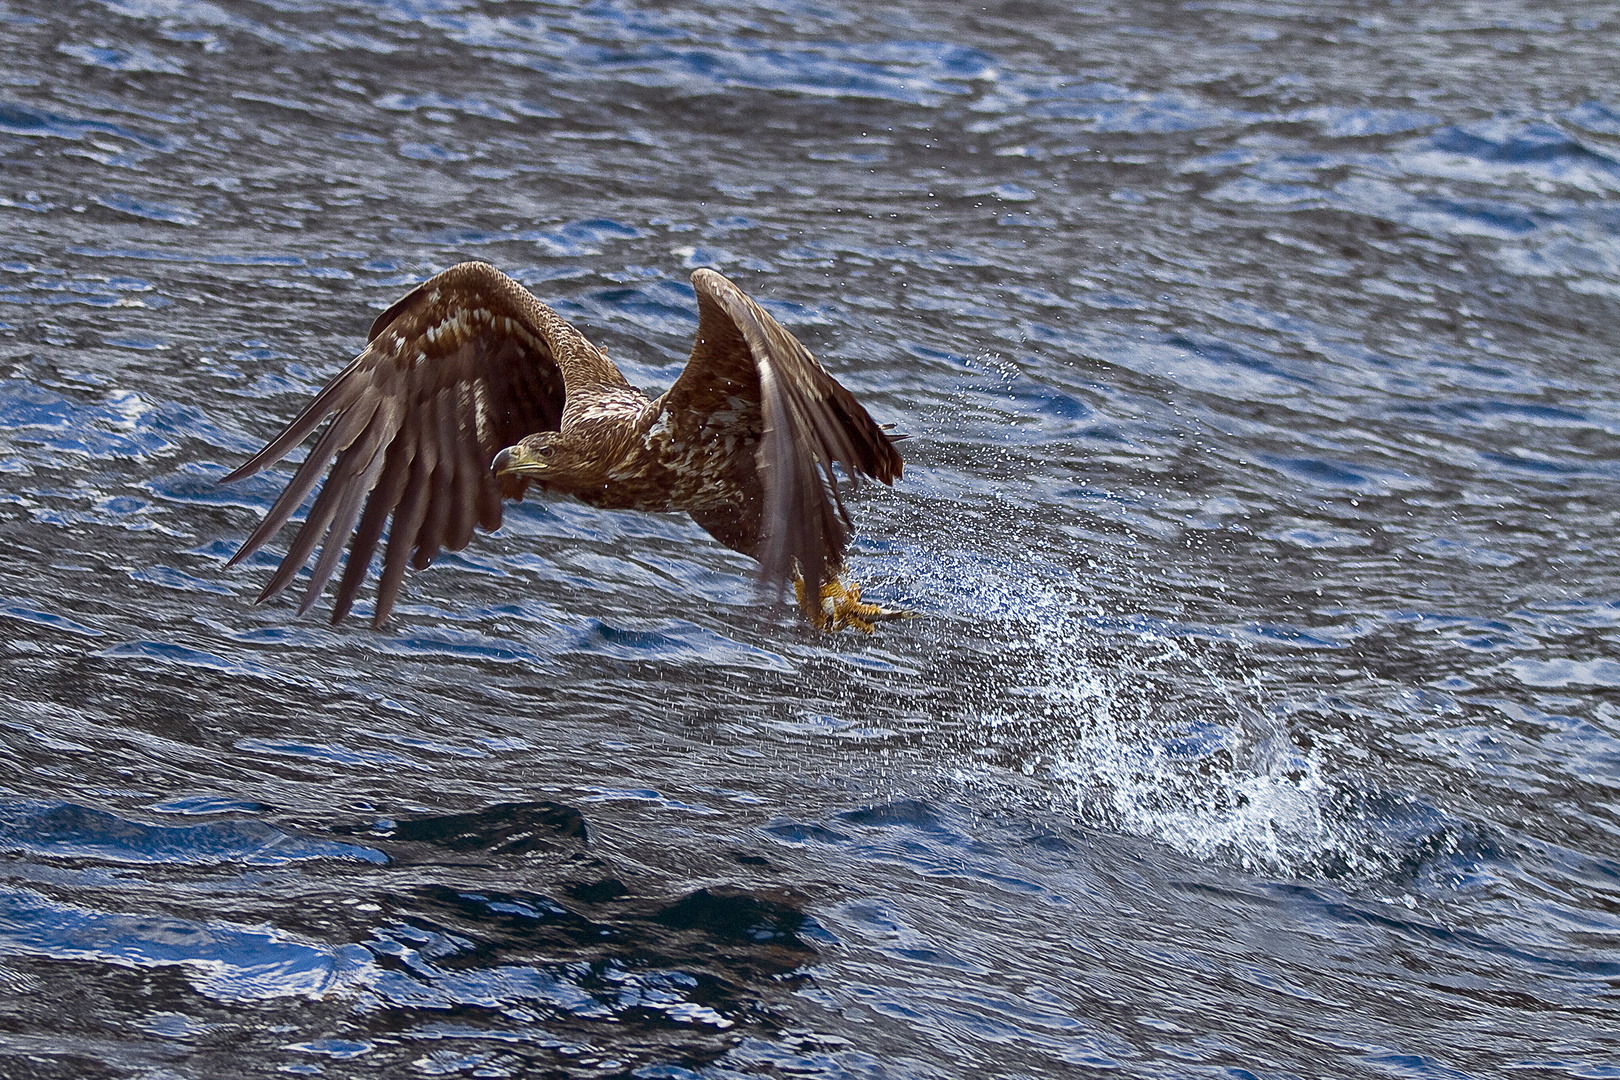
xmin=3 ymin=0 xmax=1620 ymax=1076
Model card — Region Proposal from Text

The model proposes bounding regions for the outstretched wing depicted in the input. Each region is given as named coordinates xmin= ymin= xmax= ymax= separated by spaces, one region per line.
xmin=222 ymin=261 xmax=608 ymax=627
xmin=657 ymin=268 xmax=902 ymax=602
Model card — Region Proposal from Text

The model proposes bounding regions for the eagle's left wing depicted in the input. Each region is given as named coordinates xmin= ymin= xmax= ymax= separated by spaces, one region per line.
xmin=656 ymin=269 xmax=902 ymax=602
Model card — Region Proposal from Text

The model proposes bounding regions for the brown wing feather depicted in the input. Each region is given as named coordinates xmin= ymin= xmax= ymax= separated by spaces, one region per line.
xmin=660 ymin=269 xmax=902 ymax=601
xmin=222 ymin=261 xmax=597 ymax=627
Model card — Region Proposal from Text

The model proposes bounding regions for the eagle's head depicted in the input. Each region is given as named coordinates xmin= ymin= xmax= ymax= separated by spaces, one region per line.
xmin=492 ymin=429 xmax=622 ymax=498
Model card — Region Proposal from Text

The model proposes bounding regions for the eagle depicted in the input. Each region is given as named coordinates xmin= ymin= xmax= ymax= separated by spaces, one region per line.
xmin=222 ymin=261 xmax=905 ymax=632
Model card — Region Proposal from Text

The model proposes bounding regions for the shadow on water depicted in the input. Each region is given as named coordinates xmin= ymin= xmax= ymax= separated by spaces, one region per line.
xmin=0 ymin=799 xmax=820 ymax=1077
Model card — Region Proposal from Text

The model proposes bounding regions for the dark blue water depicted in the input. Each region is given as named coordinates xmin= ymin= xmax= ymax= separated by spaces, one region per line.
xmin=3 ymin=0 xmax=1620 ymax=1075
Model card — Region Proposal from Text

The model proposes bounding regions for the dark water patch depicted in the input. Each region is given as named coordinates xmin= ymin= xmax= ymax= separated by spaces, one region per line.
xmin=1426 ymin=120 xmax=1620 ymax=176
xmin=388 ymin=801 xmax=588 ymax=860
xmin=99 ymin=640 xmax=309 ymax=686
xmin=0 ymin=604 xmax=106 ymax=638
xmin=654 ymin=888 xmax=816 ymax=949
xmin=92 ymin=193 xmax=199 ymax=227
xmin=64 ymin=246 xmax=309 ymax=267
xmin=837 ymin=798 xmax=954 ymax=834
xmin=0 ymin=100 xmax=175 ymax=150
xmin=0 ymin=801 xmax=384 ymax=866
xmin=763 ymin=820 xmax=855 ymax=847
xmin=1418 ymin=194 xmax=1543 ymax=236
xmin=149 ymin=795 xmax=274 ymax=816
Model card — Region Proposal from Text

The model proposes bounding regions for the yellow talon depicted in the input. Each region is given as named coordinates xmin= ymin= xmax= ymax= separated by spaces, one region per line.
xmin=793 ymin=574 xmax=912 ymax=633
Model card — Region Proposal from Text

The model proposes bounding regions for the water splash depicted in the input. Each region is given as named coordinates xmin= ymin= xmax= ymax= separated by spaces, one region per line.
xmin=961 ymin=567 xmax=1362 ymax=877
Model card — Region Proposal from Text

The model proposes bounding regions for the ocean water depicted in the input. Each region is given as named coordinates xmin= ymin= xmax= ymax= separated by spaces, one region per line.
xmin=2 ymin=0 xmax=1619 ymax=1076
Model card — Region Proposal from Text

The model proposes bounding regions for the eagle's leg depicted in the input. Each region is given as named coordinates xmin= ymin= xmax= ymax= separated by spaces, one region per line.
xmin=793 ymin=573 xmax=911 ymax=633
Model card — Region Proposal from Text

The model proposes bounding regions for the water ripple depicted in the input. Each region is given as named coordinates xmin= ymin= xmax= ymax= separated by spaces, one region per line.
xmin=3 ymin=0 xmax=1620 ymax=1076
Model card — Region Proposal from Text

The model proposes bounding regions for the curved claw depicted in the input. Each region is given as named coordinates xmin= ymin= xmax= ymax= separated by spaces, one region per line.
xmin=793 ymin=574 xmax=912 ymax=634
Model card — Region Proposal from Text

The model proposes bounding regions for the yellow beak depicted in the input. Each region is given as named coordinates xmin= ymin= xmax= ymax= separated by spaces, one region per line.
xmin=491 ymin=445 xmax=543 ymax=476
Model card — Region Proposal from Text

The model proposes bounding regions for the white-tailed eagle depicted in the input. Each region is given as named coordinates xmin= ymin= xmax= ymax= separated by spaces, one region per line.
xmin=223 ymin=262 xmax=904 ymax=631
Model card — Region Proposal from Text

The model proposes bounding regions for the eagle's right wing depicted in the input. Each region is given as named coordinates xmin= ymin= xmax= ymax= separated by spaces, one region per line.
xmin=222 ymin=261 xmax=604 ymax=627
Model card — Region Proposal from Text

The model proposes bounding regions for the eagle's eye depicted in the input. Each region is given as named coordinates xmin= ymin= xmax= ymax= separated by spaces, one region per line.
xmin=537 ymin=445 xmax=554 ymax=457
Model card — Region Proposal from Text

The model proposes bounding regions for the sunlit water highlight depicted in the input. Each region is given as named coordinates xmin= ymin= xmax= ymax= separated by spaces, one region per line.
xmin=1 ymin=0 xmax=1619 ymax=1076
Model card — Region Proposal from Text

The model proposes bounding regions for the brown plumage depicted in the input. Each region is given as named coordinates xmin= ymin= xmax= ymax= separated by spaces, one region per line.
xmin=222 ymin=261 xmax=903 ymax=628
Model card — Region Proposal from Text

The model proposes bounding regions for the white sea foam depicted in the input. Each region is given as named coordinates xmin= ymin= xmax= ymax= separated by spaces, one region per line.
xmin=960 ymin=569 xmax=1371 ymax=877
